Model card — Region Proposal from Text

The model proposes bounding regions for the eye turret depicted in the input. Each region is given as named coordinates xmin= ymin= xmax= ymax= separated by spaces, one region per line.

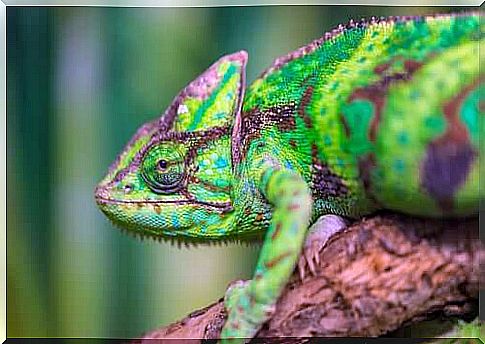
xmin=141 ymin=143 xmax=185 ymax=194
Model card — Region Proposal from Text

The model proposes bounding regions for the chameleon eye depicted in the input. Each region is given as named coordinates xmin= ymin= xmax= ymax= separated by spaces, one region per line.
xmin=141 ymin=144 xmax=185 ymax=194
xmin=158 ymin=160 xmax=168 ymax=170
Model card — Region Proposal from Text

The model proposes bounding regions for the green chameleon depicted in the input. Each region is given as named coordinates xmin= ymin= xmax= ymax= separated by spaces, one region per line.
xmin=95 ymin=12 xmax=483 ymax=342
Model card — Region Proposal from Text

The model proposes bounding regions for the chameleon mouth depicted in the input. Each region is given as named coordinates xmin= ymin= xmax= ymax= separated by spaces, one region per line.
xmin=96 ymin=196 xmax=232 ymax=210
xmin=94 ymin=186 xmax=232 ymax=211
xmin=94 ymin=186 xmax=242 ymax=245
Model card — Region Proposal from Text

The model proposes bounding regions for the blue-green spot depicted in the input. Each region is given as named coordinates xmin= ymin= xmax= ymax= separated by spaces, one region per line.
xmin=215 ymin=179 xmax=229 ymax=188
xmin=341 ymin=99 xmax=375 ymax=155
xmin=424 ymin=115 xmax=446 ymax=133
xmin=214 ymin=112 xmax=227 ymax=120
xmin=171 ymin=213 xmax=180 ymax=227
xmin=215 ymin=157 xmax=228 ymax=169
xmin=460 ymin=86 xmax=481 ymax=145
xmin=393 ymin=159 xmax=405 ymax=173
xmin=410 ymin=90 xmax=421 ymax=100
xmin=397 ymin=131 xmax=409 ymax=145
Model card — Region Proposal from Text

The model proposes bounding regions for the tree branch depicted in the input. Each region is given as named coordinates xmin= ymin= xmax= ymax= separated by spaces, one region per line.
xmin=135 ymin=213 xmax=482 ymax=342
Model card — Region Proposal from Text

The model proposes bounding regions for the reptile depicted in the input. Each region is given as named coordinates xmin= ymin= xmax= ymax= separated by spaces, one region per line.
xmin=95 ymin=12 xmax=483 ymax=342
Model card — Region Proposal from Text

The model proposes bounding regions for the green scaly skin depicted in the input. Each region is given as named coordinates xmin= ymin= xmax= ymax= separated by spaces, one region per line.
xmin=95 ymin=12 xmax=483 ymax=342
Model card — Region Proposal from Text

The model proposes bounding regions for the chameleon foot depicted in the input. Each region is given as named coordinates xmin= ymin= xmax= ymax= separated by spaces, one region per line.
xmin=298 ymin=214 xmax=349 ymax=280
xmin=221 ymin=279 xmax=275 ymax=343
xmin=224 ymin=279 xmax=250 ymax=308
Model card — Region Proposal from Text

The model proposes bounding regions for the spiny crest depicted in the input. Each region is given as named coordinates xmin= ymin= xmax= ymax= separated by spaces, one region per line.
xmin=254 ymin=11 xmax=479 ymax=84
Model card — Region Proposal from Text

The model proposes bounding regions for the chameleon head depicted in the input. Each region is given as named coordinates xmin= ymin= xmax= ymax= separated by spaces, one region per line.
xmin=95 ymin=51 xmax=248 ymax=240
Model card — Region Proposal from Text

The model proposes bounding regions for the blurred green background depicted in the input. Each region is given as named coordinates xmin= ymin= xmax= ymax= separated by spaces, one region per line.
xmin=7 ymin=5 xmax=471 ymax=338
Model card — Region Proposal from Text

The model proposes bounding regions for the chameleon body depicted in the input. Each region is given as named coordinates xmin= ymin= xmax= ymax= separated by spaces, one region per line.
xmin=95 ymin=13 xmax=483 ymax=342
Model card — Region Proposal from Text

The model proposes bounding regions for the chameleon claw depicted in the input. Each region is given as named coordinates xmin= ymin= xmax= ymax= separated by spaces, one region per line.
xmin=298 ymin=247 xmax=318 ymax=280
xmin=298 ymin=214 xmax=349 ymax=281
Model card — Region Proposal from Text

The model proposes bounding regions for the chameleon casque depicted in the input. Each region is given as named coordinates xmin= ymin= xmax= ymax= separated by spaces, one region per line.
xmin=95 ymin=12 xmax=483 ymax=342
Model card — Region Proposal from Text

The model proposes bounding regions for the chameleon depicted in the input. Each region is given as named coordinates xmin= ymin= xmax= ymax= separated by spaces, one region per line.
xmin=95 ymin=12 xmax=483 ymax=342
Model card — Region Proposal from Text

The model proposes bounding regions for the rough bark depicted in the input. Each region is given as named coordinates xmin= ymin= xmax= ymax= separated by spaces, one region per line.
xmin=134 ymin=213 xmax=483 ymax=342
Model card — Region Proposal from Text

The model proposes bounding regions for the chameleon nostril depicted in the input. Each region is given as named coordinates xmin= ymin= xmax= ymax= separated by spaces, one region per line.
xmin=123 ymin=184 xmax=133 ymax=193
xmin=94 ymin=186 xmax=111 ymax=203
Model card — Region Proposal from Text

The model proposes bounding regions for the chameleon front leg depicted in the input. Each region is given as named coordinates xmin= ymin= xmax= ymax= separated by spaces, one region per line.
xmin=221 ymin=167 xmax=313 ymax=342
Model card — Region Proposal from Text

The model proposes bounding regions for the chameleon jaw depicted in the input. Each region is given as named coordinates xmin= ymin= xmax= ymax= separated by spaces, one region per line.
xmin=94 ymin=184 xmax=236 ymax=241
xmin=94 ymin=185 xmax=233 ymax=211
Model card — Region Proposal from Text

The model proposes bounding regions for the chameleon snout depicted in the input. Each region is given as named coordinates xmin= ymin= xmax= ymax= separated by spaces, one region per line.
xmin=94 ymin=185 xmax=111 ymax=204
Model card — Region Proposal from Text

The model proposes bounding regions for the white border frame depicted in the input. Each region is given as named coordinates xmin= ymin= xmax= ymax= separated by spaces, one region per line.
xmin=1 ymin=1 xmax=6 ymax=342
xmin=1 ymin=2 xmax=481 ymax=342
xmin=1 ymin=0 xmax=483 ymax=6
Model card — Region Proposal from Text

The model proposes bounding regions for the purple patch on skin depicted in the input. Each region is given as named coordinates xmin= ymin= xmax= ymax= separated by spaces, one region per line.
xmin=420 ymin=142 xmax=476 ymax=211
xmin=420 ymin=78 xmax=481 ymax=211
